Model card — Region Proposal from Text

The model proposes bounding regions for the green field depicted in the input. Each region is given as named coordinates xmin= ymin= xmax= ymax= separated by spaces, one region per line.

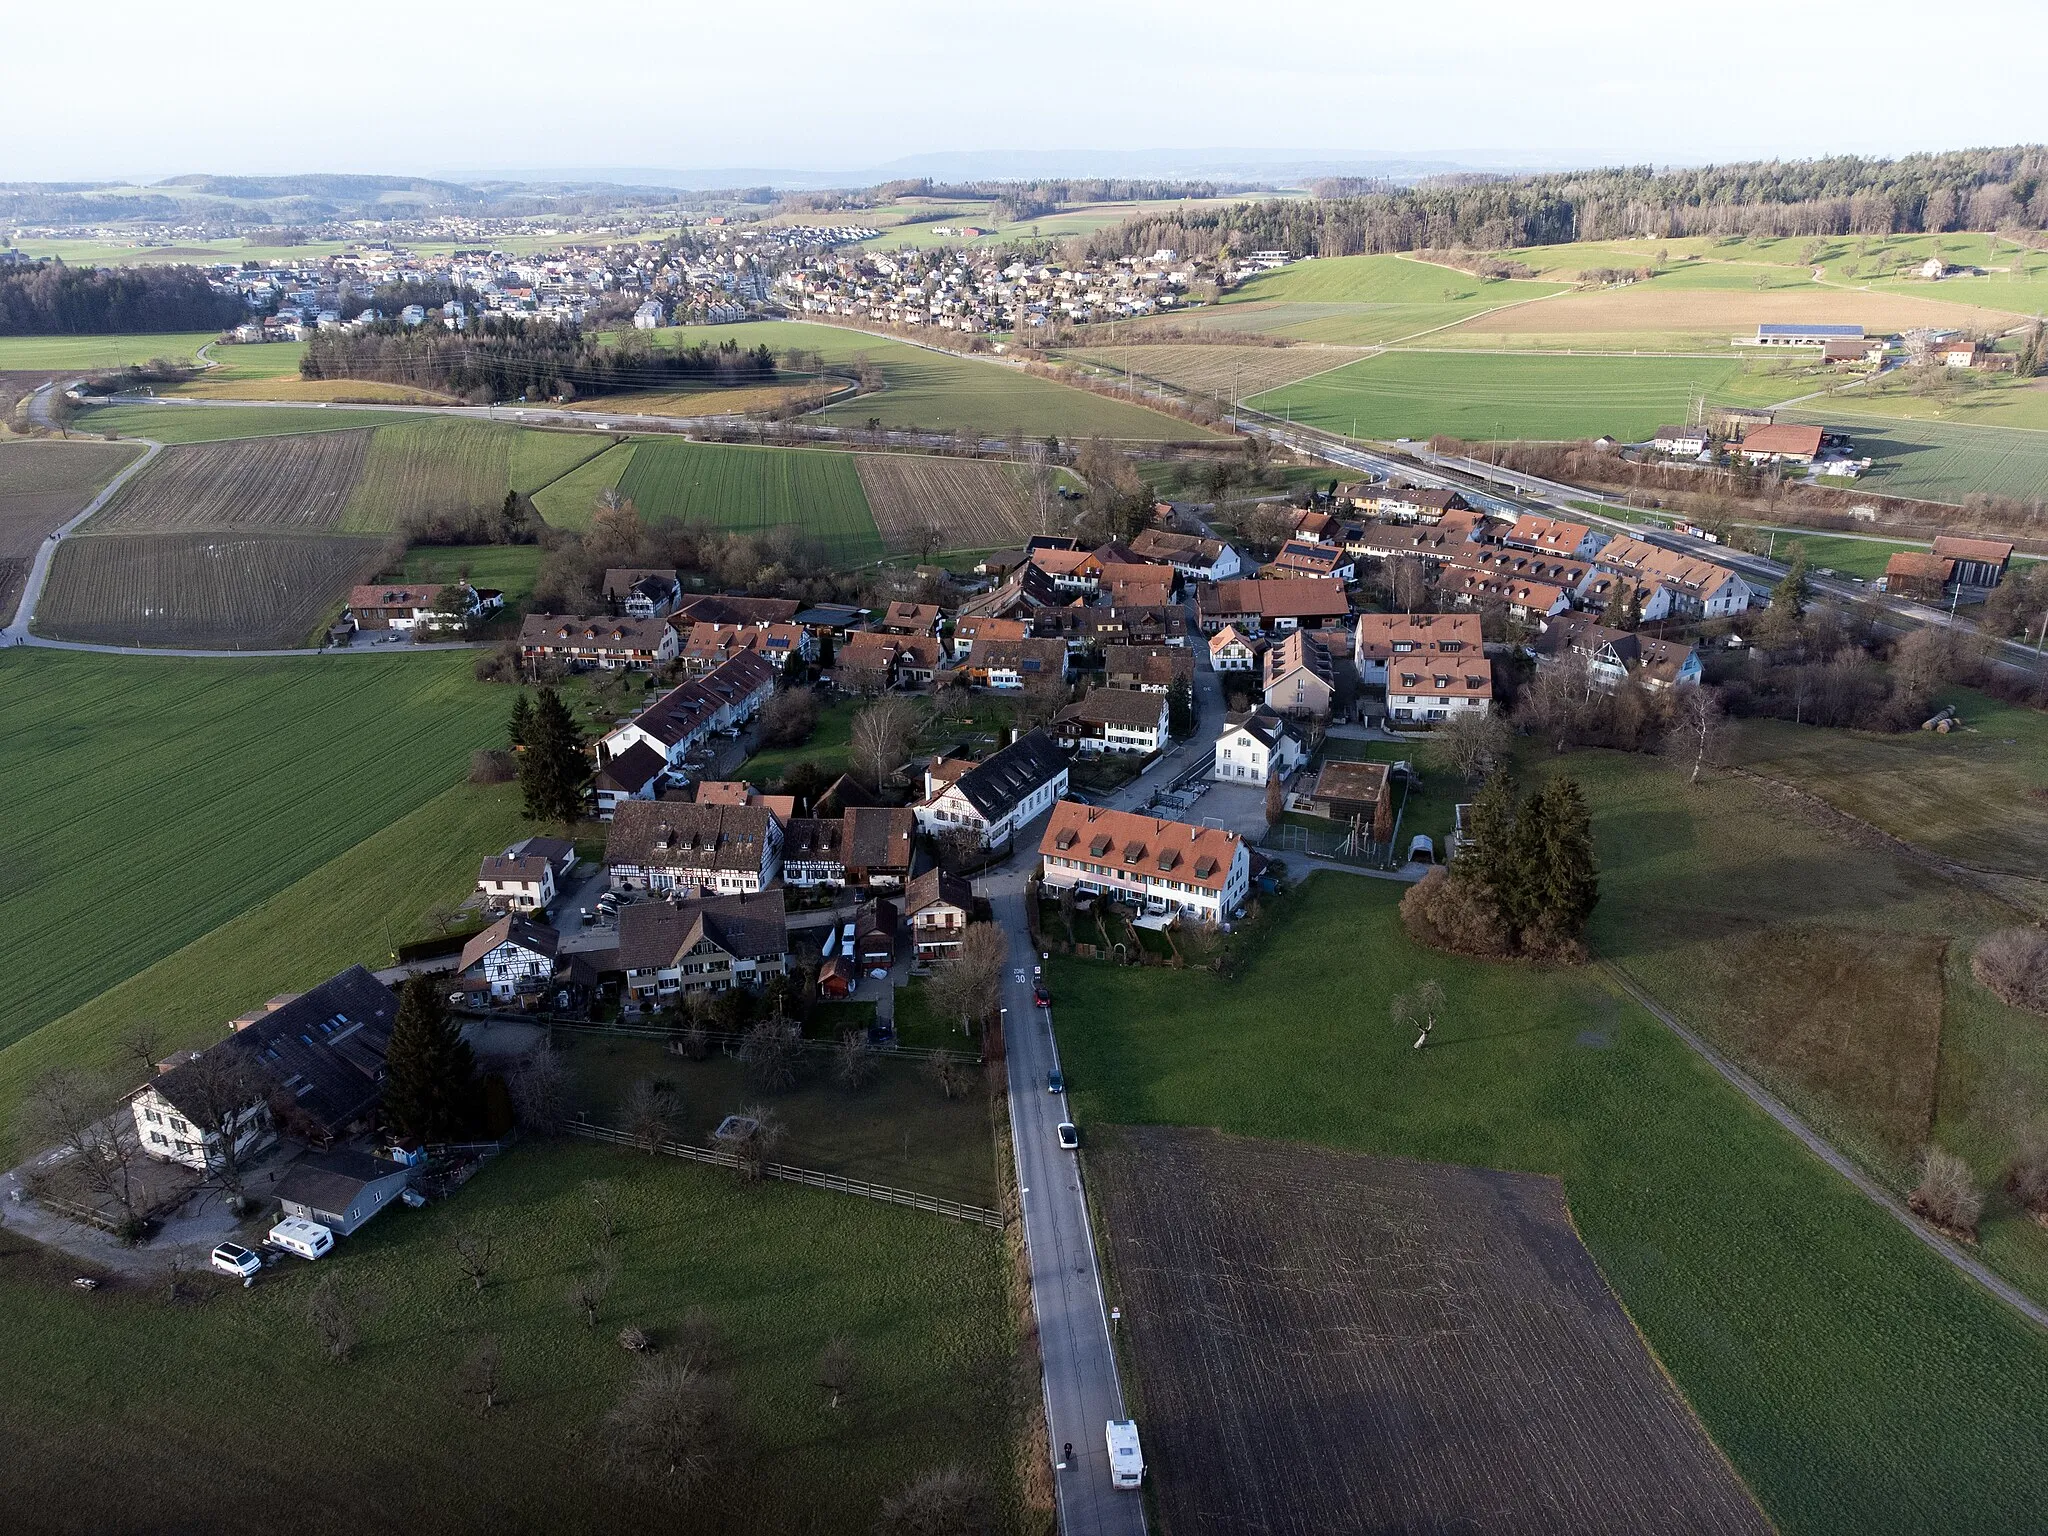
xmin=1248 ymin=351 xmax=1797 ymax=442
xmin=1751 ymin=530 xmax=1929 ymax=580
xmin=616 ymin=439 xmax=884 ymax=566
xmin=341 ymin=420 xmax=512 ymax=533
xmin=0 ymin=333 xmax=220 ymax=372
xmin=1820 ymin=377 xmax=2048 ymax=433
xmin=0 ymin=649 xmax=510 ymax=1066
xmin=739 ymin=697 xmax=861 ymax=786
xmin=80 ymin=402 xmax=420 ymax=443
xmin=658 ymin=320 xmax=1215 ymax=441
xmin=532 ymin=438 xmax=635 ymax=525
xmin=0 ymin=778 xmax=526 ymax=1163
xmin=1784 ymin=407 xmax=2048 ymax=504
xmin=1195 ymin=253 xmax=1569 ymax=344
xmin=1055 ymin=871 xmax=2048 ymax=1535
xmin=0 ymin=1139 xmax=1016 ymax=1535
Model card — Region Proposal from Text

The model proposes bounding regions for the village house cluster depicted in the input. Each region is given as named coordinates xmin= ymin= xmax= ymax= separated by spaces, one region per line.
xmin=776 ymin=246 xmax=1204 ymax=333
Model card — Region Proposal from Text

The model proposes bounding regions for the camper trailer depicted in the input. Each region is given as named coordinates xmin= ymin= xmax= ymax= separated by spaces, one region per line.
xmin=268 ymin=1217 xmax=334 ymax=1261
xmin=1105 ymin=1419 xmax=1145 ymax=1490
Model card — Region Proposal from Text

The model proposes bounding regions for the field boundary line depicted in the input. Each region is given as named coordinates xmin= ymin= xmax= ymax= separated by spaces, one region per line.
xmin=563 ymin=1120 xmax=1005 ymax=1228
xmin=1602 ymin=960 xmax=2048 ymax=1335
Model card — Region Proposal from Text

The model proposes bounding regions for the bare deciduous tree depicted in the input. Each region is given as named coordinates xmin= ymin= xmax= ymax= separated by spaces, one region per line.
xmin=1391 ymin=979 xmax=1448 ymax=1049
xmin=569 ymin=1244 xmax=620 ymax=1328
xmin=453 ymin=1228 xmax=495 ymax=1293
xmin=174 ymin=1047 xmax=275 ymax=1207
xmin=1439 ymin=710 xmax=1513 ymax=786
xmin=876 ymin=1465 xmax=995 ymax=1536
xmin=924 ymin=922 xmax=1008 ymax=1039
xmin=508 ymin=1047 xmax=570 ymax=1136
xmin=458 ymin=1338 xmax=504 ymax=1415
xmin=1971 ymin=928 xmax=2048 ymax=1015
xmin=922 ymin=1050 xmax=978 ymax=1101
xmin=1910 ymin=1146 xmax=1983 ymax=1239
xmin=850 ymin=696 xmax=921 ymax=790
xmin=585 ymin=1177 xmax=621 ymax=1242
xmin=738 ymin=1017 xmax=802 ymax=1094
xmin=1666 ymin=685 xmax=1725 ymax=785
xmin=724 ymin=1104 xmax=786 ymax=1183
xmin=835 ymin=1030 xmax=878 ymax=1091
xmin=606 ymin=1358 xmax=735 ymax=1494
xmin=307 ymin=1276 xmax=377 ymax=1363
xmin=121 ymin=1021 xmax=165 ymax=1085
xmin=816 ymin=1335 xmax=858 ymax=1410
xmin=623 ymin=1077 xmax=682 ymax=1155
xmin=23 ymin=1068 xmax=141 ymax=1228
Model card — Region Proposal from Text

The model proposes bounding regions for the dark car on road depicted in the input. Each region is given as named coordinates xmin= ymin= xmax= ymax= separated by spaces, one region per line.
xmin=1048 ymin=1068 xmax=1065 ymax=1094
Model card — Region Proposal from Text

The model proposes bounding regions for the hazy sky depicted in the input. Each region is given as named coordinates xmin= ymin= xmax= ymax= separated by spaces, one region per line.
xmin=8 ymin=0 xmax=2047 ymax=181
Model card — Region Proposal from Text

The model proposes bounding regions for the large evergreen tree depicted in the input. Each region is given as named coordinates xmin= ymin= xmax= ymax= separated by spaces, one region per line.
xmin=518 ymin=687 xmax=588 ymax=825
xmin=1457 ymin=771 xmax=1526 ymax=921
xmin=382 ymin=975 xmax=477 ymax=1140
xmin=1529 ymin=776 xmax=1599 ymax=938
xmin=507 ymin=691 xmax=533 ymax=749
xmin=1166 ymin=677 xmax=1196 ymax=739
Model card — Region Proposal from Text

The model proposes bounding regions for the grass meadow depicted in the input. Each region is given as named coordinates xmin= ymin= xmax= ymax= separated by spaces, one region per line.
xmin=399 ymin=543 xmax=546 ymax=611
xmin=1053 ymin=871 xmax=2048 ymax=1536
xmin=0 ymin=650 xmax=511 ymax=1083
xmin=532 ymin=438 xmax=635 ymax=526
xmin=1247 ymin=351 xmax=1795 ymax=442
xmin=657 ymin=319 xmax=1213 ymax=440
xmin=1190 ymin=253 xmax=1567 ymax=345
xmin=0 ymin=1139 xmax=1017 ymax=1536
xmin=0 ymin=333 xmax=220 ymax=371
xmin=617 ymin=439 xmax=885 ymax=566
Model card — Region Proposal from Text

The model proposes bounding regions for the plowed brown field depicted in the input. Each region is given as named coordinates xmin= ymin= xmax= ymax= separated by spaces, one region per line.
xmin=0 ymin=439 xmax=144 ymax=616
xmin=1092 ymin=1126 xmax=1769 ymax=1536
xmin=37 ymin=532 xmax=384 ymax=648
xmin=854 ymin=453 xmax=1039 ymax=552
xmin=85 ymin=430 xmax=370 ymax=533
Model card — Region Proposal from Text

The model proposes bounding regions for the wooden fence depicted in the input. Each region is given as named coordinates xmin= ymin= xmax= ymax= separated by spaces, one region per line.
xmin=563 ymin=1121 xmax=1005 ymax=1230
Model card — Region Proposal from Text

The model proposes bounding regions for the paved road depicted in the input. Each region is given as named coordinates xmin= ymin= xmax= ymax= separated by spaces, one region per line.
xmin=984 ymin=838 xmax=1147 ymax=1536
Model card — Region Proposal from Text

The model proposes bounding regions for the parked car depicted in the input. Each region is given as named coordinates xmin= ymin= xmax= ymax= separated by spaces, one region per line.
xmin=1057 ymin=1122 xmax=1080 ymax=1150
xmin=1048 ymin=1068 xmax=1065 ymax=1094
xmin=1034 ymin=984 xmax=1051 ymax=1008
xmin=210 ymin=1242 xmax=262 ymax=1285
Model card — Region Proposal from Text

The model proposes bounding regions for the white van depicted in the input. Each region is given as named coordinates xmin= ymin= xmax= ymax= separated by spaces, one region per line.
xmin=1105 ymin=1419 xmax=1144 ymax=1490
xmin=268 ymin=1217 xmax=334 ymax=1261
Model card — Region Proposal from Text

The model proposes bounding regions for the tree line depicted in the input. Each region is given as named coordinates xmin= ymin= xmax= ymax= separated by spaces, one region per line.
xmin=299 ymin=318 xmax=775 ymax=403
xmin=1086 ymin=145 xmax=2048 ymax=260
xmin=0 ymin=259 xmax=248 ymax=335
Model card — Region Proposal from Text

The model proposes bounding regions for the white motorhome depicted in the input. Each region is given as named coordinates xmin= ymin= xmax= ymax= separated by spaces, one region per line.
xmin=268 ymin=1217 xmax=334 ymax=1261
xmin=1106 ymin=1419 xmax=1144 ymax=1490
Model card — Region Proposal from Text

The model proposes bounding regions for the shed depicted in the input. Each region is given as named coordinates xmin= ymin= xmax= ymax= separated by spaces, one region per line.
xmin=274 ymin=1149 xmax=413 ymax=1236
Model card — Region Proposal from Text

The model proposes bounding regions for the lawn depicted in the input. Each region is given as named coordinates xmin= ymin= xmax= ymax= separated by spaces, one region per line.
xmin=0 ymin=649 xmax=513 ymax=1071
xmin=0 ymin=780 xmax=529 ymax=1164
xmin=0 ymin=332 xmax=221 ymax=371
xmin=740 ymin=696 xmax=860 ymax=786
xmin=1249 ymin=351 xmax=1788 ymax=442
xmin=657 ymin=319 xmax=1215 ymax=441
xmin=1743 ymin=530 xmax=1928 ymax=580
xmin=1053 ymin=873 xmax=2048 ymax=1536
xmin=400 ymin=543 xmax=545 ymax=611
xmin=617 ymin=439 xmax=885 ymax=567
xmin=1781 ymin=406 xmax=2048 ymax=504
xmin=80 ymin=401 xmax=420 ymax=443
xmin=563 ymin=1034 xmax=997 ymax=1207
xmin=0 ymin=1139 xmax=1018 ymax=1535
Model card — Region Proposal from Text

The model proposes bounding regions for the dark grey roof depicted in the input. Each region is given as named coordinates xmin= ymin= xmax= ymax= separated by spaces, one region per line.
xmin=617 ymin=891 xmax=789 ymax=971
xmin=153 ymin=966 xmax=396 ymax=1139
xmin=606 ymin=800 xmax=776 ymax=876
xmin=954 ymin=727 xmax=1069 ymax=820
xmin=275 ymin=1149 xmax=406 ymax=1211
xmin=783 ymin=816 xmax=845 ymax=862
xmin=594 ymin=740 xmax=667 ymax=794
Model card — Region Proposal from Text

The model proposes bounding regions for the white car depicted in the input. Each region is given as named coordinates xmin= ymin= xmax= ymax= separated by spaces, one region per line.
xmin=210 ymin=1242 xmax=263 ymax=1284
xmin=1057 ymin=1122 xmax=1080 ymax=1150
